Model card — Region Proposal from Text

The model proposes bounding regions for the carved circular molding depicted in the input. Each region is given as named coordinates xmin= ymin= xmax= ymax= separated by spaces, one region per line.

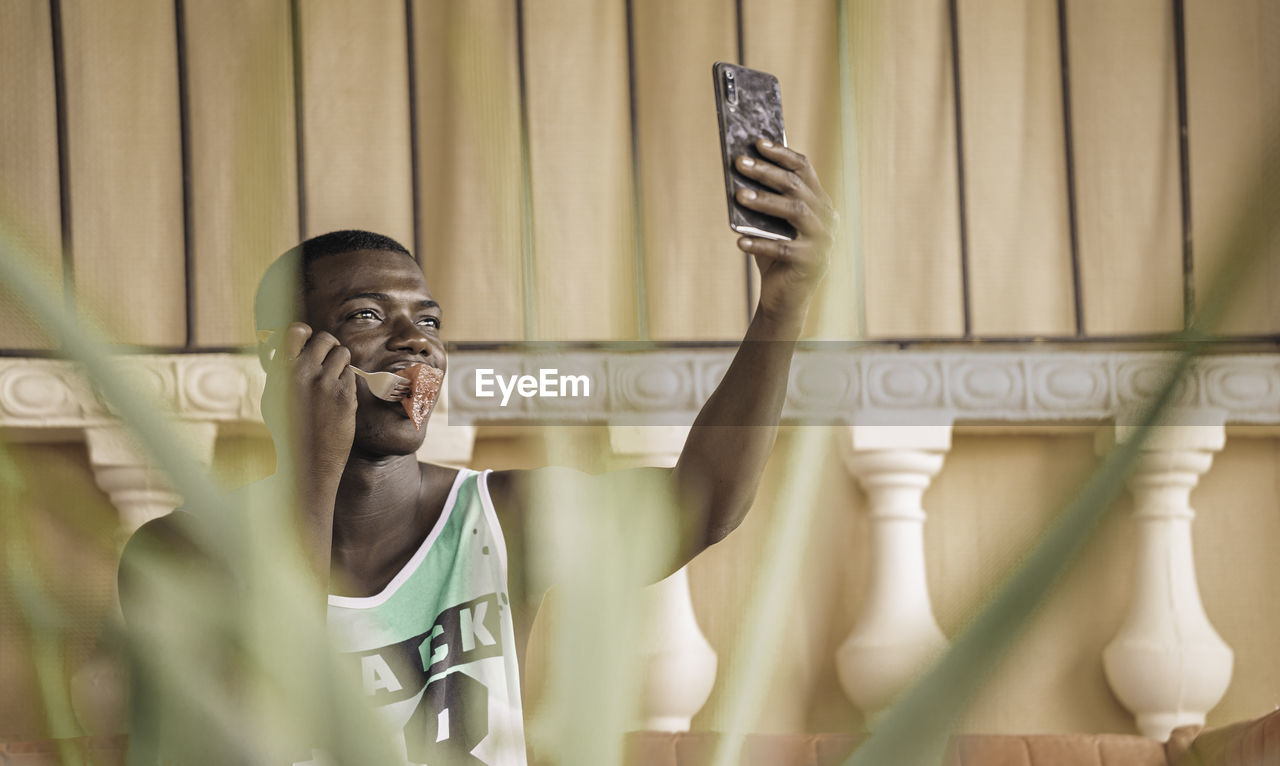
xmin=611 ymin=356 xmax=698 ymax=413
xmin=789 ymin=356 xmax=857 ymax=413
xmin=951 ymin=360 xmax=1023 ymax=411
xmin=866 ymin=360 xmax=943 ymax=409
xmin=0 ymin=363 xmax=77 ymax=419
xmin=1204 ymin=360 xmax=1280 ymax=412
xmin=1 ymin=351 xmax=1278 ymax=432
xmin=181 ymin=358 xmax=250 ymax=416
xmin=1116 ymin=358 xmax=1197 ymax=409
xmin=1030 ymin=358 xmax=1109 ymax=413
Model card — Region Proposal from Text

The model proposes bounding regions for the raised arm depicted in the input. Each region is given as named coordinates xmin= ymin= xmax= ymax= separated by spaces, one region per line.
xmin=492 ymin=139 xmax=833 ymax=581
xmin=667 ymin=139 xmax=834 ymax=557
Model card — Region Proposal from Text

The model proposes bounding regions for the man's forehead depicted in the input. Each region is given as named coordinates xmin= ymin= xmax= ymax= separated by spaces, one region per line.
xmin=309 ymin=249 xmax=434 ymax=300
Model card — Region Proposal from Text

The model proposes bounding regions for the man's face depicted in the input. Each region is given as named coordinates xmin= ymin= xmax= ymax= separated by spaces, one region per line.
xmin=304 ymin=249 xmax=446 ymax=456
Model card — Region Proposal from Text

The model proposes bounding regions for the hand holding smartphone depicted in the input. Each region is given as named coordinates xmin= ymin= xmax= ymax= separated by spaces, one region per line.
xmin=713 ymin=62 xmax=796 ymax=241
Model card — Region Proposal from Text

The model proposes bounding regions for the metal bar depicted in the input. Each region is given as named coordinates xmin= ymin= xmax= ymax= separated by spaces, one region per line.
xmin=404 ymin=0 xmax=424 ymax=264
xmin=174 ymin=0 xmax=196 ymax=350
xmin=1172 ymin=0 xmax=1195 ymax=329
xmin=736 ymin=0 xmax=755 ymax=325
xmin=49 ymin=0 xmax=74 ymax=315
xmin=514 ymin=0 xmax=537 ymax=340
xmin=947 ymin=0 xmax=973 ymax=338
xmin=1057 ymin=0 xmax=1086 ymax=336
xmin=624 ymin=0 xmax=650 ymax=340
xmin=290 ymin=0 xmax=308 ymax=238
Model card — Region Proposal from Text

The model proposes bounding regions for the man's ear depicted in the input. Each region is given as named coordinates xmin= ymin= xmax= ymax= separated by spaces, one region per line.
xmin=255 ymin=329 xmax=277 ymax=371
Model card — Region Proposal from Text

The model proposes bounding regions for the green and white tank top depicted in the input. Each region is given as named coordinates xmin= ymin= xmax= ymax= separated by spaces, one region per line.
xmin=304 ymin=469 xmax=526 ymax=766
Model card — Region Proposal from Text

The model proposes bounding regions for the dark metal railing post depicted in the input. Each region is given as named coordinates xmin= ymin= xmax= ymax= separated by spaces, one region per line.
xmin=174 ymin=0 xmax=196 ymax=349
xmin=624 ymin=0 xmax=650 ymax=340
xmin=514 ymin=0 xmax=537 ymax=341
xmin=405 ymin=0 xmax=424 ymax=265
xmin=49 ymin=0 xmax=75 ymax=318
xmin=1056 ymin=0 xmax=1086 ymax=337
xmin=290 ymin=0 xmax=308 ymax=239
xmin=947 ymin=0 xmax=973 ymax=338
xmin=1172 ymin=0 xmax=1196 ymax=329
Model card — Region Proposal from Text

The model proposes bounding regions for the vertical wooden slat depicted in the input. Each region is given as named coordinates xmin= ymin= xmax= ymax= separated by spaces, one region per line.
xmin=742 ymin=0 xmax=853 ymax=339
xmin=411 ymin=0 xmax=525 ymax=342
xmin=1187 ymin=0 xmax=1280 ymax=334
xmin=299 ymin=0 xmax=414 ymax=249
xmin=632 ymin=0 xmax=743 ymax=341
xmin=61 ymin=0 xmax=186 ymax=347
xmin=185 ymin=0 xmax=299 ymax=347
xmin=1069 ymin=0 xmax=1183 ymax=335
xmin=523 ymin=0 xmax=637 ymax=341
xmin=0 ymin=3 xmax=63 ymax=349
xmin=958 ymin=0 xmax=1075 ymax=337
xmin=848 ymin=0 xmax=965 ymax=339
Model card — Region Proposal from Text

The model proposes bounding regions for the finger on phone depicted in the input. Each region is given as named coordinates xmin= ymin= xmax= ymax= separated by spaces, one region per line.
xmin=736 ymin=187 xmax=822 ymax=235
xmin=736 ymin=154 xmax=824 ymax=211
xmin=756 ymin=139 xmax=824 ymax=193
xmin=738 ymin=236 xmax=798 ymax=264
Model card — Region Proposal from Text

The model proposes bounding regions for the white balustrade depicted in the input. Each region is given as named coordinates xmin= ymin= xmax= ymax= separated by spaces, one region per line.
xmin=1098 ymin=409 xmax=1234 ymax=741
xmin=837 ymin=417 xmax=952 ymax=723
xmin=85 ymin=422 xmax=218 ymax=539
xmin=608 ymin=425 xmax=718 ymax=732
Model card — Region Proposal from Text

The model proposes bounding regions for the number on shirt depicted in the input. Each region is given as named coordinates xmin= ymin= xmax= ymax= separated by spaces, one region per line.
xmin=405 ymin=671 xmax=489 ymax=765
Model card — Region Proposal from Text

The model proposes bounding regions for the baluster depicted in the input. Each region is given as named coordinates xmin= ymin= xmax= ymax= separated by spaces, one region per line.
xmin=837 ymin=418 xmax=952 ymax=723
xmin=609 ymin=425 xmax=718 ymax=732
xmin=1099 ymin=409 xmax=1233 ymax=740
xmin=85 ymin=422 xmax=218 ymax=539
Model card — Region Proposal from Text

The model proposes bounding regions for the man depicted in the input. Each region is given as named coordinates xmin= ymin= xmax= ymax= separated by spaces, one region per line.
xmin=120 ymin=139 xmax=832 ymax=764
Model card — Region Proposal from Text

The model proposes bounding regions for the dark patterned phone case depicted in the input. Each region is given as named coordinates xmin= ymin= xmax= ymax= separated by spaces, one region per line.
xmin=713 ymin=62 xmax=795 ymax=241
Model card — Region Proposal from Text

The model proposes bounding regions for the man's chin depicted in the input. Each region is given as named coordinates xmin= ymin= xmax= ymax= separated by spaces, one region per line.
xmin=352 ymin=417 xmax=431 ymax=458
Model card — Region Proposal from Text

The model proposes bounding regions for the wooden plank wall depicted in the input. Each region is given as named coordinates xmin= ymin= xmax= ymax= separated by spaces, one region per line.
xmin=185 ymin=0 xmax=299 ymax=347
xmin=1069 ymin=0 xmax=1184 ymax=335
xmin=0 ymin=3 xmax=63 ymax=350
xmin=0 ymin=0 xmax=1276 ymax=351
xmin=958 ymin=0 xmax=1075 ymax=337
xmin=412 ymin=0 xmax=526 ymax=342
xmin=1187 ymin=0 xmax=1280 ymax=334
xmin=62 ymin=0 xmax=187 ymax=348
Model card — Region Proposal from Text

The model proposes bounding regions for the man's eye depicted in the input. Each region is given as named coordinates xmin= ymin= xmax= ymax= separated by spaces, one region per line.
xmin=418 ymin=316 xmax=441 ymax=329
xmin=350 ymin=309 xmax=380 ymax=321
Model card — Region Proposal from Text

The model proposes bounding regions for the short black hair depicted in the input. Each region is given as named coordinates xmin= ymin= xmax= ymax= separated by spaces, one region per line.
xmin=253 ymin=230 xmax=414 ymax=332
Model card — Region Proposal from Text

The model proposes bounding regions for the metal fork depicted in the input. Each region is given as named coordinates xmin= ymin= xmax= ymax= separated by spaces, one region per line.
xmin=348 ymin=366 xmax=411 ymax=401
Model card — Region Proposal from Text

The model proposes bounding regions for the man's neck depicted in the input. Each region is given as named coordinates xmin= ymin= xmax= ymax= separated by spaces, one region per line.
xmin=331 ymin=451 xmax=424 ymax=552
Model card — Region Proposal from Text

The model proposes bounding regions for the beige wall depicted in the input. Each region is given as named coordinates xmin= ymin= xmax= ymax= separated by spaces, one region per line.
xmin=2 ymin=0 xmax=1277 ymax=348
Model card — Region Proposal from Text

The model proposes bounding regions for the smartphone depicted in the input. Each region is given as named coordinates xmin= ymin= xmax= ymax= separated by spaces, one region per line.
xmin=712 ymin=62 xmax=796 ymax=241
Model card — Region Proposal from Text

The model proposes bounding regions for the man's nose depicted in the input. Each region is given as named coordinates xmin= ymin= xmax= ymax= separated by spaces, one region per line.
xmin=388 ymin=322 xmax=433 ymax=353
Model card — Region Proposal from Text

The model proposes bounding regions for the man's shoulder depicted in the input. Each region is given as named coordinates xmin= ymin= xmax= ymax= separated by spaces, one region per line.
xmin=484 ymin=466 xmax=594 ymax=517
